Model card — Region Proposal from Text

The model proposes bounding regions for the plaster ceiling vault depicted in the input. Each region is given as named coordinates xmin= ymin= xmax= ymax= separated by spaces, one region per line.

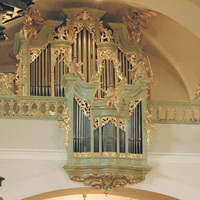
xmin=1 ymin=0 xmax=200 ymax=101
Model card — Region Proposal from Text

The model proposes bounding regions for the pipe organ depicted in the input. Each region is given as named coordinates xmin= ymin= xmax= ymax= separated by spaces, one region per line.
xmin=12 ymin=7 xmax=156 ymax=194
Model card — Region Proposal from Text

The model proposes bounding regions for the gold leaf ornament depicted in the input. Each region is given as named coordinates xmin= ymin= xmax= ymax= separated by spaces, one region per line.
xmin=57 ymin=108 xmax=72 ymax=147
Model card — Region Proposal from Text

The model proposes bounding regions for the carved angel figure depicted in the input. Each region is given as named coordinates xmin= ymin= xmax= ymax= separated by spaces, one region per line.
xmin=123 ymin=10 xmax=158 ymax=45
xmin=130 ymin=57 xmax=150 ymax=84
xmin=70 ymin=57 xmax=85 ymax=81
xmin=20 ymin=6 xmax=45 ymax=40
xmin=103 ymin=85 xmax=119 ymax=113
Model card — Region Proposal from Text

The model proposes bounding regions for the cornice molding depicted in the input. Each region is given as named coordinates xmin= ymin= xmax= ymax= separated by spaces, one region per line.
xmin=0 ymin=149 xmax=67 ymax=161
xmin=0 ymin=149 xmax=200 ymax=164
xmin=149 ymin=152 xmax=200 ymax=164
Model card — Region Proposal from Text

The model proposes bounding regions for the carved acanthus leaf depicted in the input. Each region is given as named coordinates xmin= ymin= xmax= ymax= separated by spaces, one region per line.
xmin=54 ymin=19 xmax=72 ymax=40
xmin=145 ymin=110 xmax=157 ymax=150
xmin=99 ymin=21 xmax=115 ymax=42
xmin=128 ymin=98 xmax=142 ymax=118
xmin=72 ymin=23 xmax=96 ymax=41
xmin=15 ymin=52 xmax=23 ymax=95
xmin=77 ymin=11 xmax=93 ymax=21
xmin=75 ymin=96 xmax=91 ymax=119
xmin=57 ymin=108 xmax=72 ymax=147
xmin=98 ymin=49 xmax=127 ymax=85
xmin=30 ymin=44 xmax=48 ymax=63
xmin=71 ymin=174 xmax=144 ymax=194
xmin=0 ymin=73 xmax=15 ymax=95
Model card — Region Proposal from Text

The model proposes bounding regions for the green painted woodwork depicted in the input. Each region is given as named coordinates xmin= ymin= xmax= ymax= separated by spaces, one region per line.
xmin=0 ymin=95 xmax=66 ymax=120
xmin=61 ymin=75 xmax=151 ymax=184
xmin=148 ymin=100 xmax=200 ymax=124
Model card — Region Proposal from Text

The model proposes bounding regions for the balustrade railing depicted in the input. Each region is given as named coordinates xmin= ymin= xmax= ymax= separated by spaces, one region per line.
xmin=0 ymin=95 xmax=66 ymax=120
xmin=147 ymin=100 xmax=200 ymax=124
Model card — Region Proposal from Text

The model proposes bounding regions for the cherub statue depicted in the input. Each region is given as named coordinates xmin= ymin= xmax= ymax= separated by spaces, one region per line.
xmin=130 ymin=57 xmax=152 ymax=84
xmin=103 ymin=85 xmax=119 ymax=113
xmin=123 ymin=10 xmax=158 ymax=45
xmin=70 ymin=57 xmax=85 ymax=81
xmin=20 ymin=6 xmax=45 ymax=40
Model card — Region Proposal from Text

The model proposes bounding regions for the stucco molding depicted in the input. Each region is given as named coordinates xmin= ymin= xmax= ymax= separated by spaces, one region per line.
xmin=0 ymin=149 xmax=200 ymax=163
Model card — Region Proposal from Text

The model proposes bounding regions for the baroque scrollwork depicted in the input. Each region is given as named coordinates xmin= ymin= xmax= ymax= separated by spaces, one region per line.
xmin=99 ymin=21 xmax=115 ymax=42
xmin=15 ymin=52 xmax=23 ymax=95
xmin=119 ymin=118 xmax=125 ymax=132
xmin=101 ymin=116 xmax=117 ymax=127
xmin=118 ymin=47 xmax=136 ymax=67
xmin=57 ymin=108 xmax=72 ymax=147
xmin=54 ymin=19 xmax=72 ymax=40
xmin=128 ymin=98 xmax=142 ymax=118
xmin=75 ymin=96 xmax=91 ymax=119
xmin=194 ymin=83 xmax=200 ymax=102
xmin=98 ymin=49 xmax=127 ymax=85
xmin=0 ymin=73 xmax=15 ymax=95
xmin=77 ymin=11 xmax=93 ymax=21
xmin=72 ymin=23 xmax=96 ymax=42
xmin=70 ymin=174 xmax=144 ymax=194
xmin=30 ymin=44 xmax=48 ymax=63
xmin=123 ymin=10 xmax=158 ymax=45
xmin=52 ymin=47 xmax=72 ymax=66
xmin=20 ymin=6 xmax=46 ymax=41
xmin=145 ymin=110 xmax=157 ymax=150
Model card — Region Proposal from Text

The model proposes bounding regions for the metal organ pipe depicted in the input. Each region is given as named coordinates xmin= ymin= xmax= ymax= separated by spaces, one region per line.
xmin=88 ymin=32 xmax=91 ymax=82
xmin=83 ymin=28 xmax=87 ymax=78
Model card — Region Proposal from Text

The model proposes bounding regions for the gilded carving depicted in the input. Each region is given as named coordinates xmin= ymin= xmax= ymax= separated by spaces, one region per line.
xmin=129 ymin=56 xmax=152 ymax=84
xmin=98 ymin=49 xmax=127 ymax=86
xmin=58 ymin=108 xmax=72 ymax=147
xmin=93 ymin=116 xmax=125 ymax=132
xmin=20 ymin=6 xmax=46 ymax=41
xmin=123 ymin=10 xmax=158 ymax=45
xmin=145 ymin=110 xmax=157 ymax=150
xmin=101 ymin=116 xmax=116 ymax=127
xmin=93 ymin=117 xmax=99 ymax=130
xmin=103 ymin=86 xmax=119 ymax=113
xmin=119 ymin=118 xmax=125 ymax=132
xmin=0 ymin=73 xmax=15 ymax=95
xmin=75 ymin=96 xmax=91 ymax=119
xmin=72 ymin=23 xmax=96 ymax=41
xmin=118 ymin=47 xmax=136 ymax=67
xmin=102 ymin=152 xmax=117 ymax=157
xmin=128 ymin=153 xmax=143 ymax=159
xmin=30 ymin=44 xmax=48 ymax=63
xmin=15 ymin=52 xmax=23 ymax=95
xmin=70 ymin=58 xmax=85 ymax=81
xmin=99 ymin=21 xmax=115 ymax=42
xmin=128 ymin=98 xmax=142 ymax=118
xmin=77 ymin=11 xmax=93 ymax=21
xmin=70 ymin=174 xmax=144 ymax=194
xmin=54 ymin=19 xmax=72 ymax=40
xmin=194 ymin=83 xmax=200 ymax=102
xmin=73 ymin=152 xmax=91 ymax=157
xmin=52 ymin=47 xmax=72 ymax=66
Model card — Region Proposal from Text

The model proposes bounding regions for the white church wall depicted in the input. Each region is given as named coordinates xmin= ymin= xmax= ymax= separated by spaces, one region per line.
xmin=0 ymin=120 xmax=200 ymax=200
